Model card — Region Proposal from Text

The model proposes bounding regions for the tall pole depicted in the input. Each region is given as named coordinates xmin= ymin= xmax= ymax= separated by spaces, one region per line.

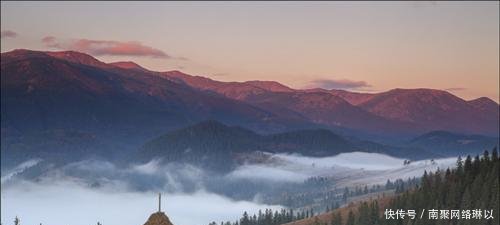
xmin=158 ymin=193 xmax=161 ymax=212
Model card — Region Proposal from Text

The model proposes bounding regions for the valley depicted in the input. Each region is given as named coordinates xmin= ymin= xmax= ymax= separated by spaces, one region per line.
xmin=1 ymin=49 xmax=498 ymax=225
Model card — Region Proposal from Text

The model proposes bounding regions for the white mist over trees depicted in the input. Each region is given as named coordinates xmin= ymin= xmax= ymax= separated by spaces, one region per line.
xmin=1 ymin=152 xmax=457 ymax=225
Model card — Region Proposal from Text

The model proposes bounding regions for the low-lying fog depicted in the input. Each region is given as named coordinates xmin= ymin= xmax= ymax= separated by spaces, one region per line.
xmin=1 ymin=179 xmax=281 ymax=225
xmin=228 ymin=152 xmax=457 ymax=185
xmin=1 ymin=152 xmax=458 ymax=225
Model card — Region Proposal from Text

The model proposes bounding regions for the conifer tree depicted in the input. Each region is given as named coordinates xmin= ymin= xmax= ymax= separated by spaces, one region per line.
xmin=345 ymin=210 xmax=355 ymax=225
xmin=330 ymin=212 xmax=342 ymax=225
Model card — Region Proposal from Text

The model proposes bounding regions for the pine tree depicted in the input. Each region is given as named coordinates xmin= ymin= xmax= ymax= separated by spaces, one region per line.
xmin=492 ymin=148 xmax=498 ymax=161
xmin=346 ymin=210 xmax=355 ymax=225
xmin=330 ymin=212 xmax=342 ymax=225
xmin=344 ymin=148 xmax=499 ymax=225
xmin=240 ymin=212 xmax=250 ymax=225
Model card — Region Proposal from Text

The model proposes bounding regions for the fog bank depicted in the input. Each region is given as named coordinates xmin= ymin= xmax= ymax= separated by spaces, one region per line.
xmin=1 ymin=152 xmax=457 ymax=225
xmin=228 ymin=152 xmax=457 ymax=184
xmin=1 ymin=179 xmax=282 ymax=225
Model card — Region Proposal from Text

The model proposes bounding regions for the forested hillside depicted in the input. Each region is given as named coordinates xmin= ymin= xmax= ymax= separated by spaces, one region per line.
xmin=223 ymin=148 xmax=499 ymax=225
xmin=136 ymin=120 xmax=437 ymax=171
xmin=377 ymin=148 xmax=499 ymax=225
xmin=323 ymin=148 xmax=499 ymax=225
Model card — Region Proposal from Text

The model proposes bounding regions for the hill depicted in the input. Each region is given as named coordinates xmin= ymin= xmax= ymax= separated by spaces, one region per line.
xmin=137 ymin=120 xmax=357 ymax=171
xmin=359 ymin=88 xmax=499 ymax=135
xmin=136 ymin=120 xmax=435 ymax=172
xmin=281 ymin=148 xmax=500 ymax=225
xmin=408 ymin=130 xmax=499 ymax=156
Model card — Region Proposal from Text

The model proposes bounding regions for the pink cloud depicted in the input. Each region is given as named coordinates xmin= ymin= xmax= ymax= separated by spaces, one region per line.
xmin=42 ymin=36 xmax=56 ymax=43
xmin=1 ymin=30 xmax=18 ymax=38
xmin=42 ymin=36 xmax=61 ymax=48
xmin=42 ymin=36 xmax=169 ymax=58
xmin=309 ymin=79 xmax=371 ymax=90
xmin=445 ymin=87 xmax=467 ymax=92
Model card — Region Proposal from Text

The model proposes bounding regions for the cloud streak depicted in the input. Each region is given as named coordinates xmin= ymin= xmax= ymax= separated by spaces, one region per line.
xmin=42 ymin=36 xmax=170 ymax=58
xmin=308 ymin=78 xmax=371 ymax=90
xmin=1 ymin=30 xmax=18 ymax=38
xmin=445 ymin=87 xmax=467 ymax=92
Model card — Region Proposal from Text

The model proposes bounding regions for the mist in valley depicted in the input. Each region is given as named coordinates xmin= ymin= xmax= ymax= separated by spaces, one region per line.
xmin=1 ymin=152 xmax=458 ymax=225
xmin=227 ymin=152 xmax=457 ymax=185
xmin=1 ymin=180 xmax=282 ymax=225
xmin=1 ymin=158 xmax=282 ymax=225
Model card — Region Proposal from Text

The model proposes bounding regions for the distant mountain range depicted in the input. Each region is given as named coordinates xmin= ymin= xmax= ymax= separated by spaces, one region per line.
xmin=160 ymin=70 xmax=499 ymax=137
xmin=1 ymin=49 xmax=498 ymax=167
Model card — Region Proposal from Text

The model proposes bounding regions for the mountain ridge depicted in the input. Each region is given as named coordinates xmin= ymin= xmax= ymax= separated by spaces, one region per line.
xmin=157 ymin=64 xmax=498 ymax=136
xmin=408 ymin=130 xmax=499 ymax=156
xmin=2 ymin=48 xmax=498 ymax=166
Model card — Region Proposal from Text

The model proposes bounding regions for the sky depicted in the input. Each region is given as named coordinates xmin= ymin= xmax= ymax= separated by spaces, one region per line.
xmin=1 ymin=1 xmax=499 ymax=101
